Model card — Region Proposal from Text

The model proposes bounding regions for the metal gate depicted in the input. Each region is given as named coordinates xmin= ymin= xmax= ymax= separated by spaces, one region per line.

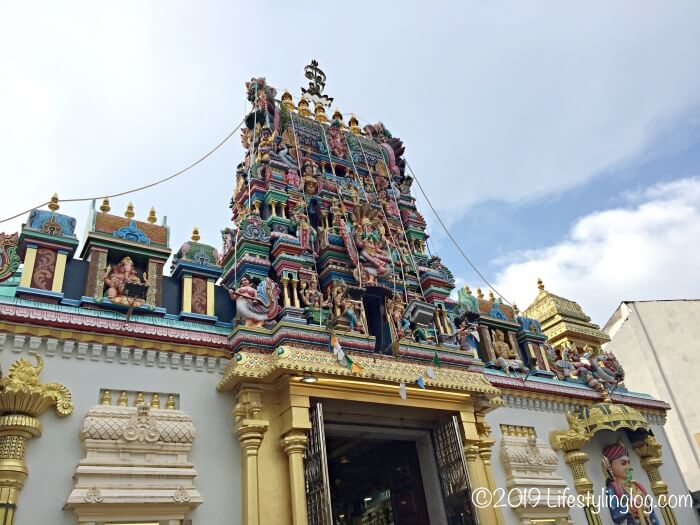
xmin=432 ymin=415 xmax=479 ymax=525
xmin=305 ymin=403 xmax=333 ymax=525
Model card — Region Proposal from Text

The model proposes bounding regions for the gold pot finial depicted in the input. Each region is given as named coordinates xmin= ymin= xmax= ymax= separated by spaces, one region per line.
xmin=537 ymin=277 xmax=545 ymax=292
xmin=191 ymin=226 xmax=200 ymax=242
xmin=100 ymin=390 xmax=112 ymax=405
xmin=166 ymin=394 xmax=176 ymax=410
xmin=150 ymin=393 xmax=160 ymax=409
xmin=125 ymin=202 xmax=135 ymax=219
xmin=332 ymin=109 xmax=344 ymax=127
xmin=348 ymin=115 xmax=361 ymax=135
xmin=147 ymin=207 xmax=157 ymax=224
xmin=476 ymin=287 xmax=484 ymax=300
xmin=314 ymin=103 xmax=328 ymax=124
xmin=281 ymin=90 xmax=295 ymax=111
xmin=297 ymin=97 xmax=311 ymax=117
xmin=99 ymin=198 xmax=111 ymax=213
xmin=117 ymin=391 xmax=128 ymax=406
xmin=48 ymin=193 xmax=60 ymax=212
xmin=134 ymin=392 xmax=145 ymax=406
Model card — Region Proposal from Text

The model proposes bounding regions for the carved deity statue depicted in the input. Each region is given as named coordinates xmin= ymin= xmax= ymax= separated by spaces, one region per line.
xmin=491 ymin=330 xmax=528 ymax=375
xmin=291 ymin=204 xmax=317 ymax=254
xmin=300 ymin=275 xmax=329 ymax=310
xmin=301 ymin=159 xmax=321 ymax=196
xmin=227 ymin=275 xmax=281 ymax=328
xmin=331 ymin=280 xmax=364 ymax=333
xmin=386 ymin=292 xmax=410 ymax=338
xmin=103 ymin=256 xmax=147 ymax=306
xmin=601 ymin=443 xmax=660 ymax=525
xmin=255 ymin=125 xmax=277 ymax=164
xmin=455 ymin=320 xmax=478 ymax=358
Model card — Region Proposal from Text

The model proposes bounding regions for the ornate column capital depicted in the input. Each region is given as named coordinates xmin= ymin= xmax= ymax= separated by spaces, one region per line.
xmin=280 ymin=431 xmax=308 ymax=456
xmin=0 ymin=356 xmax=72 ymax=524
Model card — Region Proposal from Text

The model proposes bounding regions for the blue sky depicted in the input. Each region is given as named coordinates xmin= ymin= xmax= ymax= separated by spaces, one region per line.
xmin=2 ymin=1 xmax=699 ymax=325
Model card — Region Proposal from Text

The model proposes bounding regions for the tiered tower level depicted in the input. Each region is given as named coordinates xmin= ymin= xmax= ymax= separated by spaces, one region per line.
xmin=0 ymin=64 xmax=645 ymax=402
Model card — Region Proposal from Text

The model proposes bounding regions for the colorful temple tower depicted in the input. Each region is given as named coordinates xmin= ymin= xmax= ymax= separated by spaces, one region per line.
xmin=0 ymin=62 xmax=695 ymax=525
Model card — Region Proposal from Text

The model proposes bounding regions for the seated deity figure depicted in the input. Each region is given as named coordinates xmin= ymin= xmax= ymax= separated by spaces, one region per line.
xmin=491 ymin=330 xmax=528 ymax=375
xmin=103 ymin=256 xmax=146 ymax=306
xmin=602 ymin=443 xmax=660 ymax=525
xmin=300 ymin=274 xmax=329 ymax=311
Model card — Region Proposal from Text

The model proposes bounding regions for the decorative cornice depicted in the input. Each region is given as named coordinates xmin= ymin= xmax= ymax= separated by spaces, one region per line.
xmin=218 ymin=345 xmax=500 ymax=395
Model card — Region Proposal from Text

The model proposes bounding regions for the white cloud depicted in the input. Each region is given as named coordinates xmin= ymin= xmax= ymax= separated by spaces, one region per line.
xmin=0 ymin=1 xmax=699 ymax=252
xmin=489 ymin=177 xmax=700 ymax=325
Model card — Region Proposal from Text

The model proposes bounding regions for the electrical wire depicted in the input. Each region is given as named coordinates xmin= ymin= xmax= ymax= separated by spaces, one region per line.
xmin=405 ymin=159 xmax=513 ymax=306
xmin=0 ymin=118 xmax=246 ymax=225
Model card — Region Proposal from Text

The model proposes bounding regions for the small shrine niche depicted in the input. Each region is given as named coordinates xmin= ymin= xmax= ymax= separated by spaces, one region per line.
xmin=81 ymin=200 xmax=171 ymax=312
xmin=172 ymin=227 xmax=223 ymax=321
xmin=16 ymin=194 xmax=79 ymax=303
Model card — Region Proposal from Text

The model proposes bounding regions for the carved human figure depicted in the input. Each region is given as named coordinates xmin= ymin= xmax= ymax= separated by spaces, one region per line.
xmin=284 ymin=169 xmax=301 ymax=189
xmin=492 ymin=330 xmax=528 ymax=375
xmin=103 ymin=256 xmax=146 ymax=306
xmin=353 ymin=217 xmax=389 ymax=281
xmin=386 ymin=293 xmax=410 ymax=338
xmin=227 ymin=275 xmax=280 ymax=328
xmin=255 ymin=126 xmax=277 ymax=164
xmin=291 ymin=205 xmax=316 ymax=254
xmin=455 ymin=320 xmax=478 ymax=357
xmin=602 ymin=443 xmax=660 ymax=525
xmin=331 ymin=281 xmax=363 ymax=333
xmin=301 ymin=274 xmax=328 ymax=310
xmin=301 ymin=160 xmax=321 ymax=195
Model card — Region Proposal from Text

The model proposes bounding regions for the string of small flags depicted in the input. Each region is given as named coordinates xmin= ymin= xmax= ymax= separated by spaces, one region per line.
xmin=328 ymin=334 xmax=451 ymax=401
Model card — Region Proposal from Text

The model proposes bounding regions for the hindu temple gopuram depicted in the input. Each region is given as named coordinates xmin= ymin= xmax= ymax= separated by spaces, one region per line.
xmin=0 ymin=62 xmax=696 ymax=525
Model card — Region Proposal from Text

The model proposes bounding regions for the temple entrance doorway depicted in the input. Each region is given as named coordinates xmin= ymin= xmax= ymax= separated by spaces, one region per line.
xmin=304 ymin=402 xmax=479 ymax=525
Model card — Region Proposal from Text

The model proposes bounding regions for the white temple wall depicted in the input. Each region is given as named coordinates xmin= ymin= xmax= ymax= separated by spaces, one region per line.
xmin=0 ymin=332 xmax=241 ymax=525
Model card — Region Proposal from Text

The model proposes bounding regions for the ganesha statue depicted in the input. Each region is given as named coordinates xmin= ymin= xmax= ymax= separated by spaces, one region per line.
xmin=102 ymin=256 xmax=148 ymax=306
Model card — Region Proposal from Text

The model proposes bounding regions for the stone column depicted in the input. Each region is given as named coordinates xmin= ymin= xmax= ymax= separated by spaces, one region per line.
xmin=0 ymin=356 xmax=73 ymax=525
xmin=233 ymin=387 xmax=269 ymax=525
xmin=281 ymin=277 xmax=291 ymax=308
xmin=634 ymin=436 xmax=678 ymax=525
xmin=280 ymin=430 xmax=309 ymax=525
xmin=291 ymin=279 xmax=301 ymax=309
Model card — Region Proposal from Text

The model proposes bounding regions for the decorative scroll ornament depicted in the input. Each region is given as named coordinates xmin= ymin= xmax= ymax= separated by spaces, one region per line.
xmin=0 ymin=232 xmax=20 ymax=283
xmin=172 ymin=486 xmax=191 ymax=503
xmin=122 ymin=404 xmax=160 ymax=443
xmin=83 ymin=486 xmax=103 ymax=504
xmin=0 ymin=355 xmax=73 ymax=417
xmin=301 ymin=59 xmax=333 ymax=107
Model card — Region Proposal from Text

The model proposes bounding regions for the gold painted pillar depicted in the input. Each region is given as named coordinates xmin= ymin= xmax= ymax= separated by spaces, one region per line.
xmin=182 ymin=274 xmax=192 ymax=313
xmin=206 ymin=279 xmax=215 ymax=317
xmin=51 ymin=250 xmax=68 ymax=292
xmin=459 ymin=409 xmax=501 ymax=525
xmin=475 ymin=420 xmax=505 ymax=525
xmin=18 ymin=246 xmax=37 ymax=288
xmin=233 ymin=387 xmax=269 ymax=525
xmin=0 ymin=356 xmax=73 ymax=524
xmin=557 ymin=444 xmax=601 ymax=525
xmin=280 ymin=430 xmax=309 ymax=525
xmin=634 ymin=436 xmax=678 ymax=525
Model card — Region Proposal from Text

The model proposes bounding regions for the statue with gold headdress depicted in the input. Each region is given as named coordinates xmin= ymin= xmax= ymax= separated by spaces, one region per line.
xmin=349 ymin=203 xmax=390 ymax=284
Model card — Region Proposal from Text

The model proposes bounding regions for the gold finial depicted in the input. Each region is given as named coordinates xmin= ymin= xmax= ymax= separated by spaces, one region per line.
xmin=297 ymin=97 xmax=311 ymax=117
xmin=150 ymin=393 xmax=160 ymax=409
xmin=332 ymin=109 xmax=344 ymax=127
xmin=125 ymin=202 xmax=135 ymax=219
xmin=513 ymin=303 xmax=520 ymax=315
xmin=166 ymin=394 xmax=176 ymax=410
xmin=537 ymin=278 xmax=545 ymax=292
xmin=281 ymin=90 xmax=295 ymax=111
xmin=314 ymin=103 xmax=328 ymax=124
xmin=48 ymin=193 xmax=60 ymax=211
xmin=191 ymin=226 xmax=200 ymax=242
xmin=147 ymin=207 xmax=157 ymax=224
xmin=100 ymin=390 xmax=112 ymax=405
xmin=134 ymin=391 xmax=145 ymax=406
xmin=348 ymin=114 xmax=361 ymax=135
xmin=463 ymin=285 xmax=472 ymax=295
xmin=100 ymin=198 xmax=111 ymax=213
xmin=476 ymin=287 xmax=484 ymax=300
xmin=117 ymin=391 xmax=128 ymax=406
xmin=488 ymin=290 xmax=495 ymax=302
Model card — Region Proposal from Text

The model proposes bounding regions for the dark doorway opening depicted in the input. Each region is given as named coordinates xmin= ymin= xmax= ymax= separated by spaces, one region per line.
xmin=326 ymin=437 xmax=430 ymax=525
